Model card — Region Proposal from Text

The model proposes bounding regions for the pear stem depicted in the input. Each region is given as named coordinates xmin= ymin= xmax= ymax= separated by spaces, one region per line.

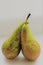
xmin=26 ymin=13 xmax=31 ymax=23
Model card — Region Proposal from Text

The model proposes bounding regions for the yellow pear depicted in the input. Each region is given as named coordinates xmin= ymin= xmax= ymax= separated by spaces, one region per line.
xmin=21 ymin=13 xmax=40 ymax=61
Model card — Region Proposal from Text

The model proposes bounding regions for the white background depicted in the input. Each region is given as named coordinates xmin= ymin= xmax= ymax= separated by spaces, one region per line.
xmin=0 ymin=0 xmax=43 ymax=36
xmin=0 ymin=0 xmax=43 ymax=19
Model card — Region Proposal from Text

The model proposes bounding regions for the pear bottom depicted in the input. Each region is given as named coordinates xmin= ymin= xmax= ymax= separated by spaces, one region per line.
xmin=22 ymin=40 xmax=40 ymax=61
xmin=2 ymin=49 xmax=20 ymax=59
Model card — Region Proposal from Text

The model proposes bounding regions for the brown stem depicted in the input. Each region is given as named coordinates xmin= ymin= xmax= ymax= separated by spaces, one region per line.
xmin=26 ymin=13 xmax=31 ymax=23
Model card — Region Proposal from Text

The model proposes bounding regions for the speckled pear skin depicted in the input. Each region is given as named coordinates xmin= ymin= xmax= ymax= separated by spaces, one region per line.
xmin=21 ymin=23 xmax=40 ymax=61
xmin=2 ymin=22 xmax=25 ymax=59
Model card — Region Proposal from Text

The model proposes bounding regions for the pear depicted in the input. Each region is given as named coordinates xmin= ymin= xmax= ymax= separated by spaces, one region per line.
xmin=21 ymin=13 xmax=40 ymax=61
xmin=2 ymin=22 xmax=25 ymax=59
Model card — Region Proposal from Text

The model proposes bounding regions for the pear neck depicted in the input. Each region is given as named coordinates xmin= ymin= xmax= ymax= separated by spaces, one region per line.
xmin=27 ymin=24 xmax=34 ymax=40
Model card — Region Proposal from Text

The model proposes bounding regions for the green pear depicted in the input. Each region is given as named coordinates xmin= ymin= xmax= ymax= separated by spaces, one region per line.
xmin=21 ymin=14 xmax=40 ymax=61
xmin=2 ymin=21 xmax=25 ymax=59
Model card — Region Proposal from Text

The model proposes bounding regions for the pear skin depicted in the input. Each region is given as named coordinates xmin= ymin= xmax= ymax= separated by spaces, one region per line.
xmin=2 ymin=22 xmax=25 ymax=59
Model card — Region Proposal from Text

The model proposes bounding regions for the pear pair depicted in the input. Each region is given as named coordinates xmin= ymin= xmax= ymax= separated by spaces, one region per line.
xmin=2 ymin=13 xmax=40 ymax=61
